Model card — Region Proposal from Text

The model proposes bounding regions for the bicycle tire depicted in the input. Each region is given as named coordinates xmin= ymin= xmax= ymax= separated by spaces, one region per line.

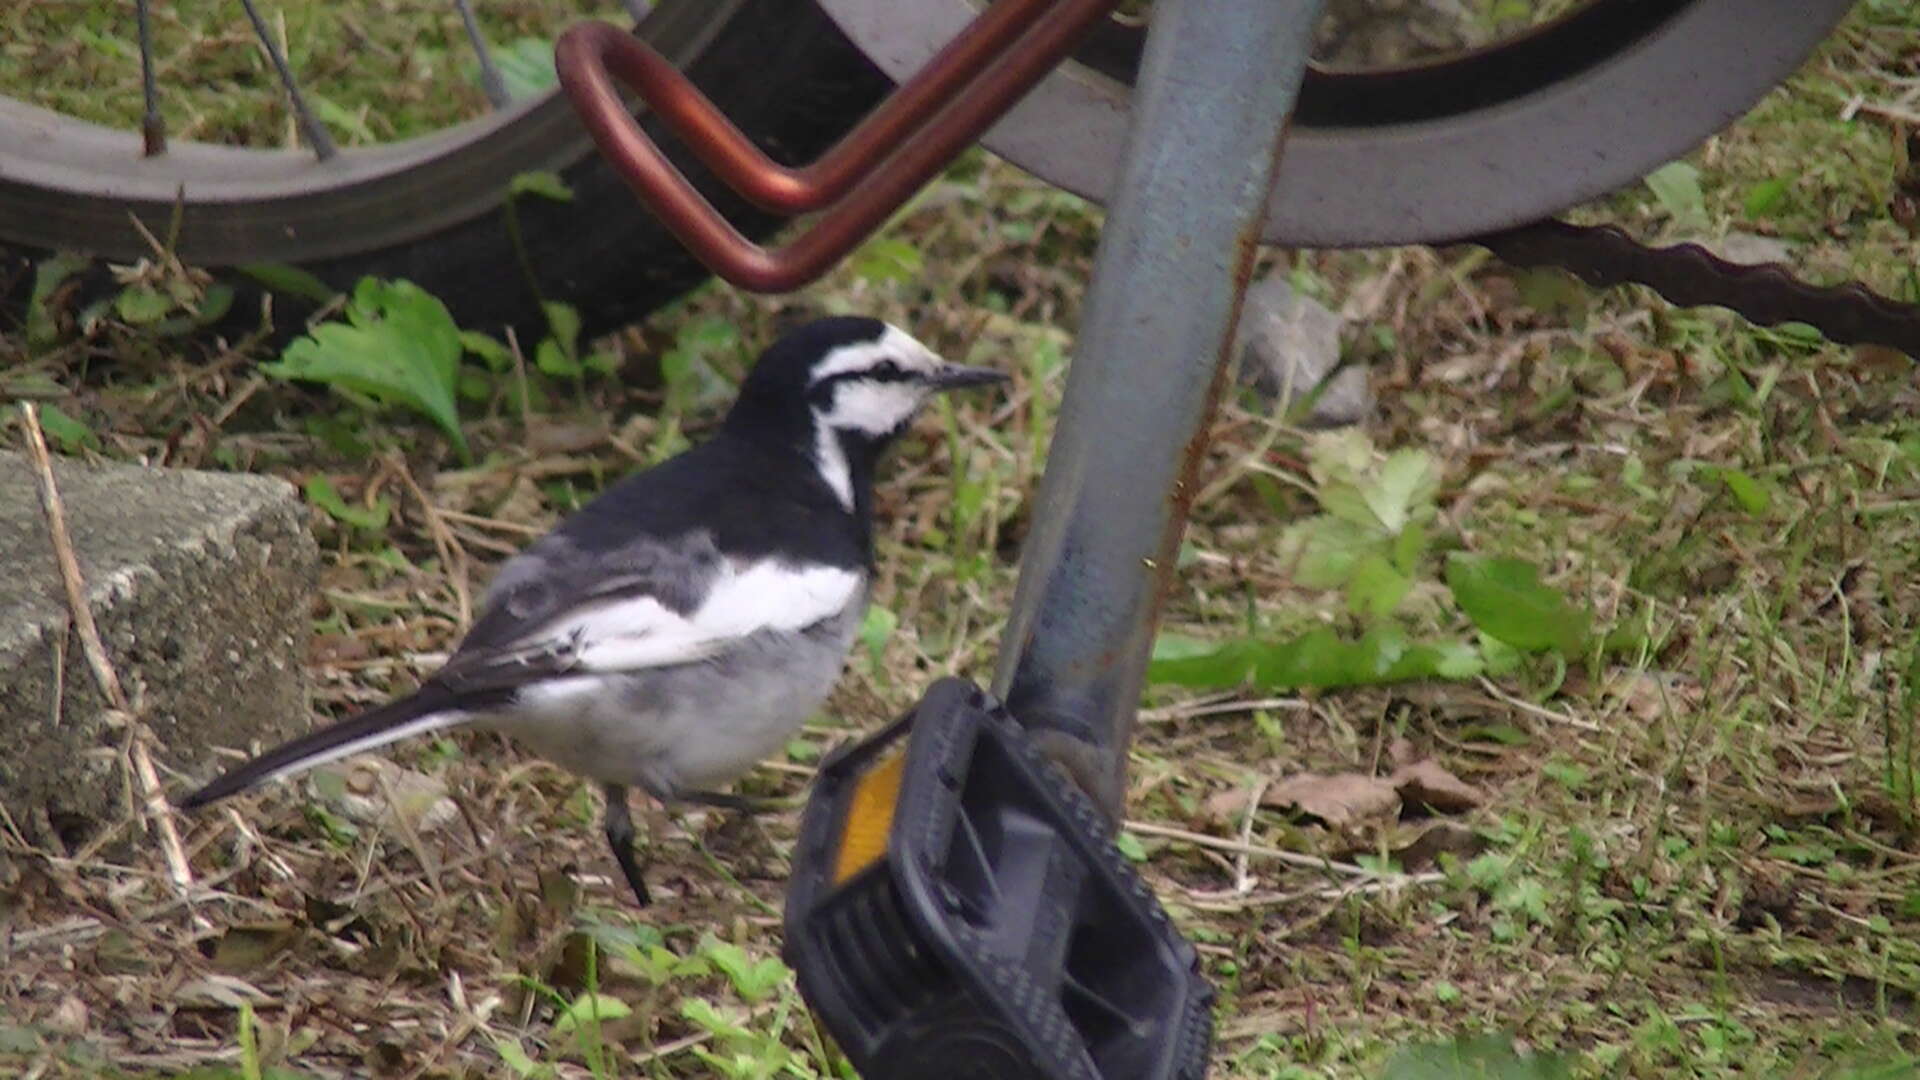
xmin=0 ymin=0 xmax=890 ymax=340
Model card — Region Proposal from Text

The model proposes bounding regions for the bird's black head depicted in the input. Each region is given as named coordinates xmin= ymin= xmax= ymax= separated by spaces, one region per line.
xmin=724 ymin=317 xmax=1006 ymax=507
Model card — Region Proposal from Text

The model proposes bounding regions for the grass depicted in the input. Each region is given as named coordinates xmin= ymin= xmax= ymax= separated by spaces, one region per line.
xmin=4 ymin=2 xmax=1920 ymax=1077
xmin=6 ymin=0 xmax=623 ymax=146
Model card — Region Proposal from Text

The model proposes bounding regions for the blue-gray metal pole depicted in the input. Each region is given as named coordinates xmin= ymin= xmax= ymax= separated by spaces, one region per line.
xmin=994 ymin=0 xmax=1326 ymax=820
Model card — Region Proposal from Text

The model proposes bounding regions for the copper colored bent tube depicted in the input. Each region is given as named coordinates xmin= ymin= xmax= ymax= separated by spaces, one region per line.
xmin=554 ymin=0 xmax=1119 ymax=293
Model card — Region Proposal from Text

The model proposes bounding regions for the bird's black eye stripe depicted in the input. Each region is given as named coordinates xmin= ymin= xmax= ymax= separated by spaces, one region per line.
xmin=816 ymin=359 xmax=915 ymax=388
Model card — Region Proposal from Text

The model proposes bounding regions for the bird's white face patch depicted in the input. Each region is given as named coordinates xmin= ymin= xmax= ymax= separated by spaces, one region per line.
xmin=807 ymin=323 xmax=948 ymax=507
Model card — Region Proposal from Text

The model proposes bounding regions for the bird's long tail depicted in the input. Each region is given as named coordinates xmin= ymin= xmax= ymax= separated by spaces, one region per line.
xmin=177 ymin=688 xmax=488 ymax=810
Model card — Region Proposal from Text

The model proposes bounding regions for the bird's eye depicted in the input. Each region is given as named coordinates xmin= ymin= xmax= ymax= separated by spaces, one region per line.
xmin=871 ymin=360 xmax=906 ymax=380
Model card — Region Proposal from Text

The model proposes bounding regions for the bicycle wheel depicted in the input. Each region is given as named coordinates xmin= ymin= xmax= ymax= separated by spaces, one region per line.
xmin=0 ymin=0 xmax=889 ymax=339
xmin=819 ymin=0 xmax=1855 ymax=245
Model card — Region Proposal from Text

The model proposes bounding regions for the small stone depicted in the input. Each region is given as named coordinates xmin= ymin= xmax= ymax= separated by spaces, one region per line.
xmin=1235 ymin=275 xmax=1372 ymax=428
xmin=1705 ymin=230 xmax=1793 ymax=266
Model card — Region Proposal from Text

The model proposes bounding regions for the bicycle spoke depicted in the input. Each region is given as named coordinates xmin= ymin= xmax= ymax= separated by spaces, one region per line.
xmin=136 ymin=0 xmax=165 ymax=156
xmin=235 ymin=0 xmax=337 ymax=160
xmin=452 ymin=0 xmax=512 ymax=109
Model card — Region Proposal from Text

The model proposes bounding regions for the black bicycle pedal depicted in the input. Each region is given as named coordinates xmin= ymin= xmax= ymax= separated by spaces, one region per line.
xmin=785 ymin=677 xmax=1213 ymax=1080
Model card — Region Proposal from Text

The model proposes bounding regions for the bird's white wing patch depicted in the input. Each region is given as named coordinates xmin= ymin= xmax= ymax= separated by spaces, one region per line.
xmin=566 ymin=560 xmax=863 ymax=672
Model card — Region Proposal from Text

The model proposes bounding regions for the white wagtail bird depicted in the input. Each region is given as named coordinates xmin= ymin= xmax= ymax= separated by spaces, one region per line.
xmin=179 ymin=316 xmax=1006 ymax=905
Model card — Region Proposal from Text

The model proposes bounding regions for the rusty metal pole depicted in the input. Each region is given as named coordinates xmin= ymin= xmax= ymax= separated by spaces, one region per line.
xmin=994 ymin=0 xmax=1326 ymax=821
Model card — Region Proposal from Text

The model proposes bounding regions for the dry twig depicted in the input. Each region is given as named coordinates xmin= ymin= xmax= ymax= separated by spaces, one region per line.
xmin=18 ymin=403 xmax=196 ymax=896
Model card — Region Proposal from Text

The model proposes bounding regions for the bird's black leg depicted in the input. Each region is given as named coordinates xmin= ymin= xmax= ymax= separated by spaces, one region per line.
xmin=602 ymin=783 xmax=650 ymax=907
xmin=679 ymin=789 xmax=784 ymax=815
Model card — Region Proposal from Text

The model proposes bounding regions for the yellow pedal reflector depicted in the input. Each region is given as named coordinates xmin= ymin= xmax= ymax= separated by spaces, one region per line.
xmin=832 ymin=749 xmax=906 ymax=884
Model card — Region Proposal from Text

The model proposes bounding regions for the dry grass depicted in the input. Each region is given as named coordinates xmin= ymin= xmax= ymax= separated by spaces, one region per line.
xmin=4 ymin=5 xmax=1920 ymax=1078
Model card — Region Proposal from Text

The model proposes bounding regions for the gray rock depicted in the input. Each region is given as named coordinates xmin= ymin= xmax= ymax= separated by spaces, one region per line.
xmin=1235 ymin=276 xmax=1373 ymax=428
xmin=0 ymin=451 xmax=315 ymax=851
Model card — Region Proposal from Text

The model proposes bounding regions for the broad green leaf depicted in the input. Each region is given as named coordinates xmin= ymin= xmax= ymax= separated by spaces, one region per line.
xmin=1278 ymin=514 xmax=1374 ymax=589
xmin=1446 ymin=554 xmax=1590 ymax=654
xmin=1346 ymin=552 xmax=1411 ymax=618
xmin=1644 ymin=160 xmax=1707 ymax=230
xmin=1363 ymin=449 xmax=1439 ymax=534
xmin=1150 ymin=628 xmax=1481 ymax=691
xmin=551 ymin=992 xmax=633 ymax=1036
xmin=1148 ymin=637 xmax=1263 ymax=688
xmin=263 ymin=277 xmax=472 ymax=463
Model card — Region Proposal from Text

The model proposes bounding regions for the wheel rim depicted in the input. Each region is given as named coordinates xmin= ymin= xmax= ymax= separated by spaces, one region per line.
xmin=0 ymin=1 xmax=739 ymax=265
xmin=816 ymin=0 xmax=1854 ymax=245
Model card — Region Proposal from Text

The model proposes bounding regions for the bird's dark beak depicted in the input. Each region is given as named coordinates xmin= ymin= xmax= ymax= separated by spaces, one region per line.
xmin=928 ymin=363 xmax=1010 ymax=391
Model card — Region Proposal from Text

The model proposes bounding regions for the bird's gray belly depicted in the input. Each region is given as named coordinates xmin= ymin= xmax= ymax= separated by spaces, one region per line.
xmin=475 ymin=605 xmax=861 ymax=798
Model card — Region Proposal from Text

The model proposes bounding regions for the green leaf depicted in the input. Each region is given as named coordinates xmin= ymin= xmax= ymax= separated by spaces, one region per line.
xmin=304 ymin=475 xmax=391 ymax=532
xmin=115 ymin=283 xmax=174 ymax=324
xmin=1446 ymin=554 xmax=1590 ymax=654
xmin=1715 ymin=467 xmax=1771 ymax=515
xmin=1364 ymin=449 xmax=1439 ymax=534
xmin=1278 ymin=514 xmax=1374 ymax=589
xmin=493 ymin=37 xmax=560 ymax=98
xmin=1645 ymin=160 xmax=1707 ymax=230
xmin=551 ymin=992 xmax=633 ymax=1036
xmin=27 ymin=251 xmax=89 ymax=348
xmin=542 ymin=301 xmax=583 ymax=359
xmin=859 ymin=604 xmax=897 ymax=665
xmin=35 ymin=403 xmax=100 ymax=453
xmin=239 ymin=262 xmax=337 ymax=303
xmin=1346 ymin=552 xmax=1411 ymax=617
xmin=1743 ymin=177 xmax=1789 ymax=218
xmin=702 ymin=938 xmax=789 ymax=1002
xmin=1149 ymin=627 xmax=1481 ymax=691
xmin=535 ymin=338 xmax=581 ymax=378
xmin=851 ymin=236 xmax=925 ymax=284
xmin=460 ymin=330 xmax=513 ymax=372
xmin=508 ymin=169 xmax=574 ymax=203
xmin=263 ymin=277 xmax=473 ymax=463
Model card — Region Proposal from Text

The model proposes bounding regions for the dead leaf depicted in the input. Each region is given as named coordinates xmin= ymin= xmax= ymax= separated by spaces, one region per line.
xmin=1262 ymin=773 xmax=1400 ymax=830
xmin=1389 ymin=821 xmax=1487 ymax=871
xmin=1387 ymin=737 xmax=1419 ymax=768
xmin=1204 ymin=786 xmax=1259 ymax=824
xmin=47 ymin=994 xmax=88 ymax=1035
xmin=206 ymin=922 xmax=300 ymax=973
xmin=1390 ymin=759 xmax=1485 ymax=815
xmin=310 ymin=755 xmax=457 ymax=833
xmin=526 ymin=419 xmax=609 ymax=456
xmin=1602 ymin=669 xmax=1703 ymax=721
